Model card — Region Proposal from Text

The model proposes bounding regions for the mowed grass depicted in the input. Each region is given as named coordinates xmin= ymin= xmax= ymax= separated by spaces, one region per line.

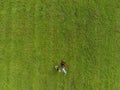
xmin=0 ymin=0 xmax=120 ymax=90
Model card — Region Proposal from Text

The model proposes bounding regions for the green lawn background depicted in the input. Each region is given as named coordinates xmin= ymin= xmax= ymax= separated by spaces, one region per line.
xmin=0 ymin=0 xmax=120 ymax=90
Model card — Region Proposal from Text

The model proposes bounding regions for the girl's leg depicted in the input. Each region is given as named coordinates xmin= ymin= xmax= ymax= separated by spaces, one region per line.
xmin=62 ymin=68 xmax=67 ymax=75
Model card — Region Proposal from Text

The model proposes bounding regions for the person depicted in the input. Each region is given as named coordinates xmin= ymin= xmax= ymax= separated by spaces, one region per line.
xmin=61 ymin=60 xmax=67 ymax=75
xmin=55 ymin=65 xmax=61 ymax=72
xmin=61 ymin=60 xmax=66 ymax=68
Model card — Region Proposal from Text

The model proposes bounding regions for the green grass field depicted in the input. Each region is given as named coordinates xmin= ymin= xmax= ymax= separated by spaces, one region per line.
xmin=0 ymin=0 xmax=120 ymax=90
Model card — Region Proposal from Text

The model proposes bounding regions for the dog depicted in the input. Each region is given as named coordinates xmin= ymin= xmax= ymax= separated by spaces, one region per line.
xmin=55 ymin=65 xmax=61 ymax=72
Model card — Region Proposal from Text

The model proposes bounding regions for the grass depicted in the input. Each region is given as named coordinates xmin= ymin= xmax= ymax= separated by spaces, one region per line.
xmin=0 ymin=0 xmax=120 ymax=90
